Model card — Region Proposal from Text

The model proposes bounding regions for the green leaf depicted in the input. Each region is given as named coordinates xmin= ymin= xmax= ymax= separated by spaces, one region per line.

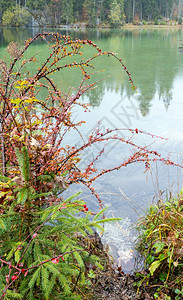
xmin=10 ymin=98 xmax=21 ymax=105
xmin=153 ymin=242 xmax=166 ymax=254
xmin=149 ymin=260 xmax=161 ymax=276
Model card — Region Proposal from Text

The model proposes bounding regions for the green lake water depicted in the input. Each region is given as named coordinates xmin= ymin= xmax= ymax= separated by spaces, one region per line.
xmin=1 ymin=27 xmax=183 ymax=270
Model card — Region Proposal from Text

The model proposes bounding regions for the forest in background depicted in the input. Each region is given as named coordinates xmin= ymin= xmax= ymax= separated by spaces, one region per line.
xmin=0 ymin=0 xmax=183 ymax=27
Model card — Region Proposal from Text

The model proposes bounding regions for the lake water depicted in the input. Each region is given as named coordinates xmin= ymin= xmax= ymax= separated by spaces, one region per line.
xmin=1 ymin=27 xmax=183 ymax=271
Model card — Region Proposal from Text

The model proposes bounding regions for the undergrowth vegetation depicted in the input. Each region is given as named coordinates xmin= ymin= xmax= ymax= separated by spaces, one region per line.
xmin=0 ymin=32 xmax=182 ymax=299
xmin=135 ymin=193 xmax=183 ymax=300
xmin=0 ymin=154 xmax=116 ymax=299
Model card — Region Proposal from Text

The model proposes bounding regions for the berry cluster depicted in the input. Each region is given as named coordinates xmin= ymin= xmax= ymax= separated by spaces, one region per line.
xmin=83 ymin=204 xmax=88 ymax=212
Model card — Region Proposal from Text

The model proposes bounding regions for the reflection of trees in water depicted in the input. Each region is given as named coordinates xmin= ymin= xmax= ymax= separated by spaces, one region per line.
xmin=85 ymin=82 xmax=105 ymax=107
xmin=2 ymin=28 xmax=37 ymax=45
xmin=0 ymin=28 xmax=181 ymax=115
xmin=83 ymin=29 xmax=181 ymax=114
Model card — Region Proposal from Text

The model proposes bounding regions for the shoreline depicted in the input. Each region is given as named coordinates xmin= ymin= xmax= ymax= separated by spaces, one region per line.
xmin=0 ymin=24 xmax=182 ymax=31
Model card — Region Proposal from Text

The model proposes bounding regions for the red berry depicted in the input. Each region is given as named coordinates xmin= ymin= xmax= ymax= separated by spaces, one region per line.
xmin=21 ymin=269 xmax=26 ymax=273
xmin=84 ymin=207 xmax=88 ymax=211
xmin=83 ymin=204 xmax=87 ymax=208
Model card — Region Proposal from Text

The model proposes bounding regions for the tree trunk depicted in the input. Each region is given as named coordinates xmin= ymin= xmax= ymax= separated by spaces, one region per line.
xmin=132 ymin=0 xmax=135 ymax=18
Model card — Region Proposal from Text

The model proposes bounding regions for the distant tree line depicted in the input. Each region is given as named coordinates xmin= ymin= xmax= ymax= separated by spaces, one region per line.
xmin=0 ymin=0 xmax=183 ymax=27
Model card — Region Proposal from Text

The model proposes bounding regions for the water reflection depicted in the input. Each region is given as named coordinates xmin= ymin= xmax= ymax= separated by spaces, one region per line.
xmin=1 ymin=28 xmax=183 ymax=116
